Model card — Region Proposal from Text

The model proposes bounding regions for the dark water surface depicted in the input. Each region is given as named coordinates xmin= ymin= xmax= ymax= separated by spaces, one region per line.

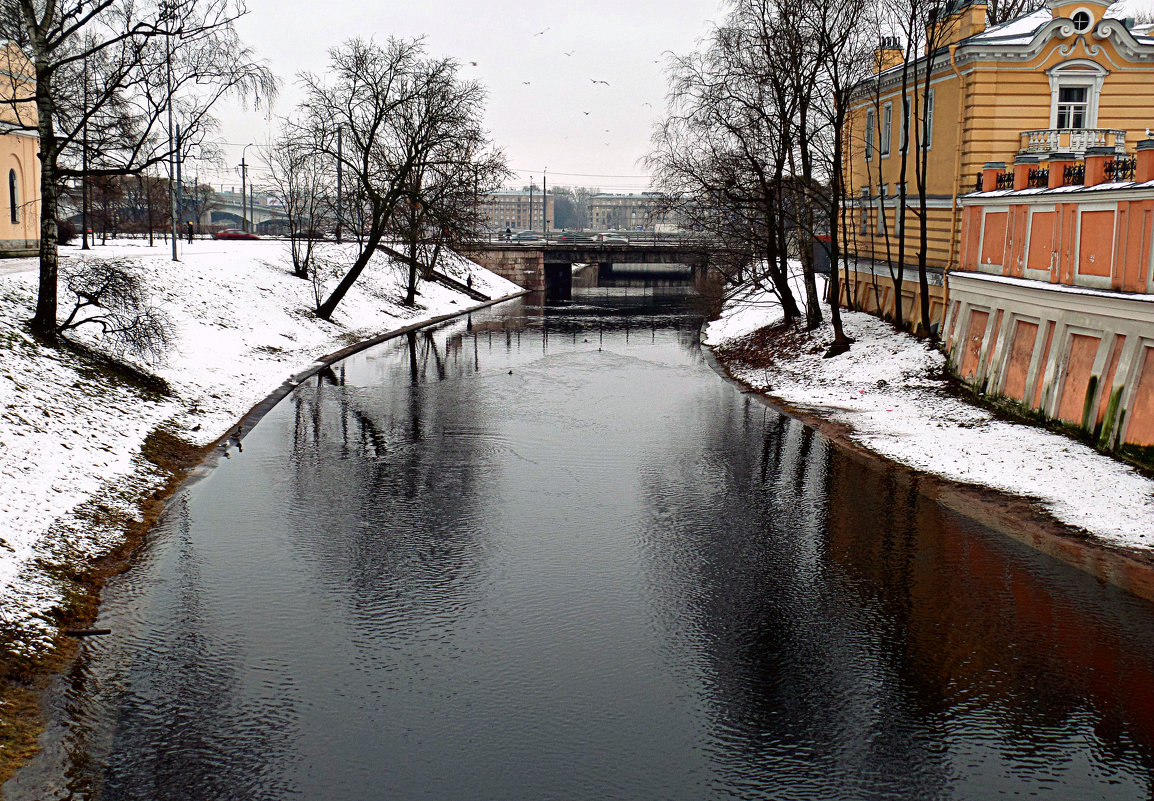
xmin=8 ymin=288 xmax=1154 ymax=800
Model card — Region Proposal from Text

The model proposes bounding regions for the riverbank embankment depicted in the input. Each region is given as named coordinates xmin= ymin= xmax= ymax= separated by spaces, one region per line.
xmin=705 ymin=278 xmax=1154 ymax=598
xmin=0 ymin=238 xmax=521 ymax=781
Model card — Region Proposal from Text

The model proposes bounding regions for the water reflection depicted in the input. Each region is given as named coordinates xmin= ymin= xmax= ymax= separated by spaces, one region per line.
xmin=7 ymin=287 xmax=1154 ymax=800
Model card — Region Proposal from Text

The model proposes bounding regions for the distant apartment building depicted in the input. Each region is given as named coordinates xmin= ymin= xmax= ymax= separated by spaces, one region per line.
xmin=481 ymin=189 xmax=554 ymax=231
xmin=587 ymin=193 xmax=679 ymax=232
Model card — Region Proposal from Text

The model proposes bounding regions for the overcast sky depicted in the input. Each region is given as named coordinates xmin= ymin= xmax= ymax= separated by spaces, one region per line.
xmin=206 ymin=0 xmax=727 ymax=195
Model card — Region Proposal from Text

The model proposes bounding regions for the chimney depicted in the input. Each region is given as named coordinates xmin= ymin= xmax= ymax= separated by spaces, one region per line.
xmin=874 ymin=37 xmax=904 ymax=73
xmin=927 ymin=0 xmax=988 ymax=53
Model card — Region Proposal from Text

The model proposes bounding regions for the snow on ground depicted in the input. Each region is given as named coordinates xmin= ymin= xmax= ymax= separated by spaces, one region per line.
xmin=0 ymin=237 xmax=520 ymax=651
xmin=704 ymin=273 xmax=1154 ymax=553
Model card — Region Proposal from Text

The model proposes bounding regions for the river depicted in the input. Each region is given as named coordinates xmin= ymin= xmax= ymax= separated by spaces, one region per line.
xmin=7 ymin=286 xmax=1154 ymax=800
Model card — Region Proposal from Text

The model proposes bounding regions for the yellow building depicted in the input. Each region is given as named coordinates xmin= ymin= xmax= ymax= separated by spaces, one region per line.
xmin=0 ymin=42 xmax=40 ymax=255
xmin=841 ymin=0 xmax=1154 ymax=325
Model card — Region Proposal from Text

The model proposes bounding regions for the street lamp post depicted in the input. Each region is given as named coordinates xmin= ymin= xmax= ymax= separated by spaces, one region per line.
xmin=240 ymin=143 xmax=253 ymax=233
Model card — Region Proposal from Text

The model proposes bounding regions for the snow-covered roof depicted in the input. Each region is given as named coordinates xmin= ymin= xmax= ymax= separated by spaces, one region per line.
xmin=967 ymin=8 xmax=1051 ymax=43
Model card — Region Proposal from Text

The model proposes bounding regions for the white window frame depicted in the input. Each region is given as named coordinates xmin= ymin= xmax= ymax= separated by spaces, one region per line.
xmin=1070 ymin=7 xmax=1094 ymax=32
xmin=1047 ymin=60 xmax=1107 ymax=130
xmin=880 ymin=103 xmax=892 ymax=158
xmin=865 ymin=108 xmax=875 ymax=161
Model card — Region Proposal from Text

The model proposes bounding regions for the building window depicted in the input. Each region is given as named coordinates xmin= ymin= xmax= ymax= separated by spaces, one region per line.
xmin=865 ymin=108 xmax=875 ymax=161
xmin=1071 ymin=9 xmax=1092 ymax=32
xmin=1056 ymin=86 xmax=1088 ymax=128
xmin=898 ymin=97 xmax=910 ymax=154
xmin=922 ymin=89 xmax=934 ymax=150
xmin=881 ymin=103 xmax=892 ymax=157
xmin=1047 ymin=63 xmax=1105 ymax=131
xmin=8 ymin=170 xmax=16 ymax=224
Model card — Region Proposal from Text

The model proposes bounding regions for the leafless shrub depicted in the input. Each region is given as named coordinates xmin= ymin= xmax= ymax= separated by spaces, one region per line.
xmin=57 ymin=259 xmax=173 ymax=360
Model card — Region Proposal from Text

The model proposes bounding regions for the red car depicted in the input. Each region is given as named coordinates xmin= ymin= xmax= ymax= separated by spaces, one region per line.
xmin=214 ymin=228 xmax=260 ymax=240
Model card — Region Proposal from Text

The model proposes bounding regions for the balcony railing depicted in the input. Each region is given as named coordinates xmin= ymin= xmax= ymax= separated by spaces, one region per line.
xmin=1019 ymin=128 xmax=1127 ymax=155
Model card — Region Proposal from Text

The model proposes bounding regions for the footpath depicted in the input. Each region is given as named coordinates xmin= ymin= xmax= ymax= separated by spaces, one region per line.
xmin=704 ymin=278 xmax=1154 ymax=598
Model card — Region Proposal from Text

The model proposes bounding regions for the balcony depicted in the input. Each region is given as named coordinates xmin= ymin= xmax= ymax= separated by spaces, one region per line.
xmin=1019 ymin=128 xmax=1127 ymax=156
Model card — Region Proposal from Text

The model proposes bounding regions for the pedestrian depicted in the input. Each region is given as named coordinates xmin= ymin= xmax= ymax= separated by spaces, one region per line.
xmin=467 ymin=274 xmax=473 ymax=289
xmin=505 ymin=225 xmax=511 ymax=241
xmin=187 ymin=220 xmax=194 ymax=243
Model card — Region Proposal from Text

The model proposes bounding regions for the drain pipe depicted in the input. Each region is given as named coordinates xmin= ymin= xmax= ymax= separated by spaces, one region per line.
xmin=942 ymin=43 xmax=968 ymax=338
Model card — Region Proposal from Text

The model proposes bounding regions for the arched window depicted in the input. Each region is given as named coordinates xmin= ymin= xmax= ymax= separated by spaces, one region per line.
xmin=8 ymin=169 xmax=17 ymax=224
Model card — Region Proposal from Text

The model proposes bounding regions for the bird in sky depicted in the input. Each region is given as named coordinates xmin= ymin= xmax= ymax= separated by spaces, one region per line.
xmin=591 ymin=79 xmax=610 ymax=86
xmin=534 ymin=27 xmax=550 ymax=36
xmin=582 ymin=111 xmax=590 ymax=115
xmin=642 ymin=102 xmax=653 ymax=107
xmin=522 ymin=81 xmax=531 ymax=85
xmin=469 ymin=61 xmax=478 ymax=66
xmin=563 ymin=50 xmax=575 ymax=56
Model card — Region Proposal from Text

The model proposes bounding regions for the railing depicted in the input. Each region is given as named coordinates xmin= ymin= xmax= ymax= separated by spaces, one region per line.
xmin=1020 ymin=128 xmax=1127 ymax=155
xmin=995 ymin=171 xmax=1015 ymax=190
xmin=1027 ymin=167 xmax=1049 ymax=188
xmin=973 ymin=172 xmax=983 ymax=192
xmin=1063 ymin=163 xmax=1086 ymax=186
xmin=1104 ymin=156 xmax=1137 ymax=182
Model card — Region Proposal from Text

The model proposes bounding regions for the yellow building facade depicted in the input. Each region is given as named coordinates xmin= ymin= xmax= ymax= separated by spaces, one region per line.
xmin=842 ymin=0 xmax=1154 ymax=323
xmin=0 ymin=42 xmax=40 ymax=255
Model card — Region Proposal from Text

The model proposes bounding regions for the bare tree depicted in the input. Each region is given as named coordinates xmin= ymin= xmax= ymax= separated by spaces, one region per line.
xmin=57 ymin=258 xmax=173 ymax=358
xmin=264 ymin=122 xmax=333 ymax=279
xmin=0 ymin=0 xmax=276 ymax=343
xmin=647 ymin=15 xmax=804 ymax=323
xmin=297 ymin=37 xmax=506 ymax=318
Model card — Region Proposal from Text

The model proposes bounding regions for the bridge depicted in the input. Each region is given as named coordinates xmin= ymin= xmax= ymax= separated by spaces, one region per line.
xmin=465 ymin=239 xmax=711 ymax=295
xmin=206 ymin=189 xmax=288 ymax=233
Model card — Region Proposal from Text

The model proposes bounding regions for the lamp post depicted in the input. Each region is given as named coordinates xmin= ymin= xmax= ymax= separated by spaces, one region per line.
xmin=240 ymin=143 xmax=253 ymax=233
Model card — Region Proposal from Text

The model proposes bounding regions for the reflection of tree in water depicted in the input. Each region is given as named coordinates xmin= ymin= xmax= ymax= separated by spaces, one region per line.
xmin=634 ymin=400 xmax=952 ymax=798
xmin=637 ymin=394 xmax=1154 ymax=797
xmin=54 ymin=497 xmax=298 ymax=801
xmin=284 ymin=330 xmax=493 ymax=649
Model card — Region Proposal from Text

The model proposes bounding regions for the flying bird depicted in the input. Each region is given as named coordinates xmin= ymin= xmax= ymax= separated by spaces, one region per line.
xmin=582 ymin=111 xmax=590 ymax=115
xmin=563 ymin=50 xmax=575 ymax=56
xmin=469 ymin=61 xmax=478 ymax=66
xmin=642 ymin=102 xmax=653 ymax=108
xmin=591 ymin=79 xmax=610 ymax=86
xmin=534 ymin=27 xmax=550 ymax=36
xmin=522 ymin=81 xmax=531 ymax=85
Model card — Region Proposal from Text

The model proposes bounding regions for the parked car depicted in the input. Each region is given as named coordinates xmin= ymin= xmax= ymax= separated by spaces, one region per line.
xmin=511 ymin=230 xmax=540 ymax=241
xmin=214 ymin=228 xmax=260 ymax=240
xmin=557 ymin=231 xmax=593 ymax=242
xmin=596 ymin=233 xmax=629 ymax=244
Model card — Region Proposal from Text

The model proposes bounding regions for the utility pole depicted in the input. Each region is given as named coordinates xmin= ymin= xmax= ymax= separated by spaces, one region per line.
xmin=164 ymin=3 xmax=178 ymax=261
xmin=529 ymin=177 xmax=535 ymax=232
xmin=240 ymin=143 xmax=253 ymax=233
xmin=250 ymin=185 xmax=254 ymax=234
xmin=81 ymin=43 xmax=89 ymax=250
xmin=336 ymin=127 xmax=343 ymax=244
xmin=542 ymin=169 xmax=547 ymax=235
xmin=175 ymin=124 xmax=183 ymax=241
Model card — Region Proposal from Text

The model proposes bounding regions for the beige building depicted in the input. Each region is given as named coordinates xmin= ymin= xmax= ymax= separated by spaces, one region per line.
xmin=481 ymin=189 xmax=555 ymax=232
xmin=0 ymin=43 xmax=39 ymax=255
xmin=841 ymin=0 xmax=1154 ymax=325
xmin=587 ymin=193 xmax=676 ymax=231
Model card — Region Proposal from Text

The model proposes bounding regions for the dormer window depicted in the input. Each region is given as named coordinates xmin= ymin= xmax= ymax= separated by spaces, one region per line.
xmin=1072 ymin=9 xmax=1093 ymax=32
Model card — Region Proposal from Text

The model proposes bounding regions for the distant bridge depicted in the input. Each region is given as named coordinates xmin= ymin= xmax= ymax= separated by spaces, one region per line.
xmin=466 ymin=239 xmax=712 ymax=294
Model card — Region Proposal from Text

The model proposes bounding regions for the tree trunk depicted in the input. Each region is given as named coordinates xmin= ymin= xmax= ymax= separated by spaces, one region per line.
xmin=30 ymin=61 xmax=59 ymax=342
xmin=317 ymin=228 xmax=385 ymax=319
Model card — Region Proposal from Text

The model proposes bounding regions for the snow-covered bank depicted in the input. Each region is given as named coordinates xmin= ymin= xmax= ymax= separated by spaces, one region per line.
xmin=0 ymin=238 xmax=521 ymax=652
xmin=704 ymin=278 xmax=1154 ymax=555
